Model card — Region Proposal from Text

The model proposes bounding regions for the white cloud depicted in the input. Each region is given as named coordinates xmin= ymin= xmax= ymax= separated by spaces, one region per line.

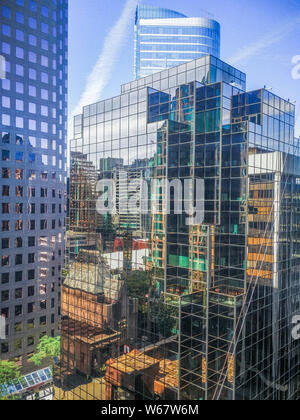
xmin=68 ymin=0 xmax=138 ymax=139
xmin=229 ymin=14 xmax=300 ymax=65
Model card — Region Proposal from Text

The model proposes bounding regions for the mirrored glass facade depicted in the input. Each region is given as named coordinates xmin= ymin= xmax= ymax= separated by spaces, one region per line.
xmin=57 ymin=55 xmax=300 ymax=401
xmin=135 ymin=5 xmax=220 ymax=78
xmin=0 ymin=0 xmax=68 ymax=373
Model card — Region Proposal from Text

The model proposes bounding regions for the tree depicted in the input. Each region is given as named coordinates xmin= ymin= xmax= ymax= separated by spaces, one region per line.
xmin=150 ymin=300 xmax=179 ymax=339
xmin=0 ymin=361 xmax=20 ymax=400
xmin=125 ymin=270 xmax=153 ymax=301
xmin=29 ymin=335 xmax=60 ymax=368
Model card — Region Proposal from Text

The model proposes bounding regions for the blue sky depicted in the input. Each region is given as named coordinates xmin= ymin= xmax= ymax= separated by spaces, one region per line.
xmin=69 ymin=0 xmax=300 ymax=136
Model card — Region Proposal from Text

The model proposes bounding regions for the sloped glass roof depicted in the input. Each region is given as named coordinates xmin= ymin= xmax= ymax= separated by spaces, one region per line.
xmin=0 ymin=367 xmax=52 ymax=398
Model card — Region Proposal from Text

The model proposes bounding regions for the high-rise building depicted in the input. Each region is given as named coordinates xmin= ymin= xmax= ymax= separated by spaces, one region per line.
xmin=0 ymin=0 xmax=68 ymax=374
xmin=134 ymin=4 xmax=220 ymax=78
xmin=57 ymin=55 xmax=300 ymax=401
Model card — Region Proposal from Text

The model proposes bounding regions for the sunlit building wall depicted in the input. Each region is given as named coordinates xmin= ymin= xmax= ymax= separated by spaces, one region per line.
xmin=0 ymin=0 xmax=68 ymax=372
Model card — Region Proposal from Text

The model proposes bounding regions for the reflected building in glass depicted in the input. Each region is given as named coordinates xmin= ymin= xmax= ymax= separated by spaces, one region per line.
xmin=58 ymin=55 xmax=300 ymax=400
xmin=135 ymin=4 xmax=220 ymax=78
xmin=0 ymin=0 xmax=68 ymax=373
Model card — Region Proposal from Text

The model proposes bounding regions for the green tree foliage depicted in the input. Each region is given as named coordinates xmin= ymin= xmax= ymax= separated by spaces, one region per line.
xmin=29 ymin=335 xmax=60 ymax=367
xmin=0 ymin=360 xmax=20 ymax=385
xmin=150 ymin=300 xmax=179 ymax=338
xmin=0 ymin=361 xmax=21 ymax=400
xmin=125 ymin=270 xmax=153 ymax=300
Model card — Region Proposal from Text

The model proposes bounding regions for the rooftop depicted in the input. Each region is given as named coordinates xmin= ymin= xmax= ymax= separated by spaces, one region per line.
xmin=106 ymin=349 xmax=159 ymax=374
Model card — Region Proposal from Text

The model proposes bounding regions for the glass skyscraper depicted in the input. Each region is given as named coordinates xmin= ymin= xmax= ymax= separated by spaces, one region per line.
xmin=0 ymin=0 xmax=68 ymax=374
xmin=134 ymin=4 xmax=220 ymax=78
xmin=57 ymin=55 xmax=300 ymax=400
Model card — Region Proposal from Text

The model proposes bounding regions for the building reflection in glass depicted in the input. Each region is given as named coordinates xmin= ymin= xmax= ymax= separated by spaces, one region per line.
xmin=57 ymin=56 xmax=300 ymax=401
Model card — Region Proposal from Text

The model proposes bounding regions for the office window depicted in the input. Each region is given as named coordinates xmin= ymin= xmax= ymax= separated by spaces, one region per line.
xmin=2 ymin=221 xmax=10 ymax=232
xmin=40 ymin=220 xmax=47 ymax=230
xmin=2 ymin=24 xmax=11 ymax=37
xmin=28 ymin=51 xmax=37 ymax=63
xmin=27 ymin=336 xmax=34 ymax=347
xmin=16 ymin=29 xmax=24 ymax=42
xmin=41 ymin=188 xmax=48 ymax=197
xmin=15 ymin=289 xmax=22 ymax=300
xmin=15 ymin=254 xmax=23 ymax=265
xmin=2 ymin=238 xmax=9 ymax=249
xmin=28 ymin=203 xmax=35 ymax=215
xmin=27 ymin=319 xmax=34 ymax=330
xmin=1 ymin=255 xmax=9 ymax=267
xmin=29 ymin=0 xmax=37 ymax=12
xmin=29 ymin=17 xmax=37 ymax=29
xmin=16 ymin=151 xmax=23 ymax=162
xmin=28 ymin=34 xmax=36 ymax=46
xmin=2 ymin=149 xmax=10 ymax=161
xmin=28 ymin=303 xmax=35 ymax=314
xmin=15 ymin=220 xmax=23 ymax=231
xmin=2 ymin=134 xmax=10 ymax=144
xmin=28 ymin=270 xmax=35 ymax=281
xmin=16 ymin=81 xmax=24 ymax=93
xmin=16 ymin=135 xmax=23 ymax=145
xmin=2 ymin=80 xmax=10 ymax=91
xmin=29 ymin=119 xmax=36 ymax=130
xmin=29 ymin=68 xmax=37 ymax=80
xmin=16 ymin=12 xmax=24 ymax=24
xmin=15 ymin=323 xmax=22 ymax=333
xmin=15 ymin=238 xmax=23 ymax=248
xmin=2 ymin=203 xmax=10 ymax=214
xmin=41 ymin=56 xmax=48 ymax=67
xmin=16 ymin=47 xmax=24 ymax=59
xmin=2 ymin=168 xmax=10 ymax=178
xmin=14 ymin=339 xmax=22 ymax=351
xmin=2 ymin=96 xmax=10 ymax=108
xmin=29 ymin=85 xmax=36 ymax=97
xmin=2 ymin=6 xmax=11 ymax=19
xmin=28 ymin=237 xmax=35 ymax=247
xmin=41 ymin=89 xmax=48 ymax=100
xmin=1 ymin=291 xmax=9 ymax=302
xmin=16 ymin=169 xmax=23 ymax=180
xmin=16 ymin=203 xmax=23 ymax=215
xmin=1 ymin=343 xmax=9 ymax=354
xmin=16 ymin=64 xmax=24 ymax=77
xmin=16 ymin=186 xmax=23 ymax=196
xmin=42 ymin=6 xmax=48 ymax=17
xmin=29 ymin=220 xmax=35 ymax=230
xmin=16 ymin=99 xmax=24 ymax=111
xmin=28 ymin=170 xmax=36 ymax=181
xmin=28 ymin=187 xmax=35 ymax=197
xmin=15 ymin=305 xmax=22 ymax=317
xmin=2 ymin=185 xmax=9 ymax=196
xmin=1 ymin=273 xmax=9 ymax=285
xmin=15 ymin=272 xmax=22 ymax=283
xmin=41 ymin=22 xmax=48 ymax=34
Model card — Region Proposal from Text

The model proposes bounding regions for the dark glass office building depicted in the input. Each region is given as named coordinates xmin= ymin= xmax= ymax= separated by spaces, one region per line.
xmin=0 ymin=0 xmax=68 ymax=373
xmin=58 ymin=55 xmax=300 ymax=400
xmin=135 ymin=5 xmax=220 ymax=78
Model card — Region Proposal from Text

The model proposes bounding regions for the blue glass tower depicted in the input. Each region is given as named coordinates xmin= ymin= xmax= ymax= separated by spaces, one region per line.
xmin=135 ymin=4 xmax=220 ymax=78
